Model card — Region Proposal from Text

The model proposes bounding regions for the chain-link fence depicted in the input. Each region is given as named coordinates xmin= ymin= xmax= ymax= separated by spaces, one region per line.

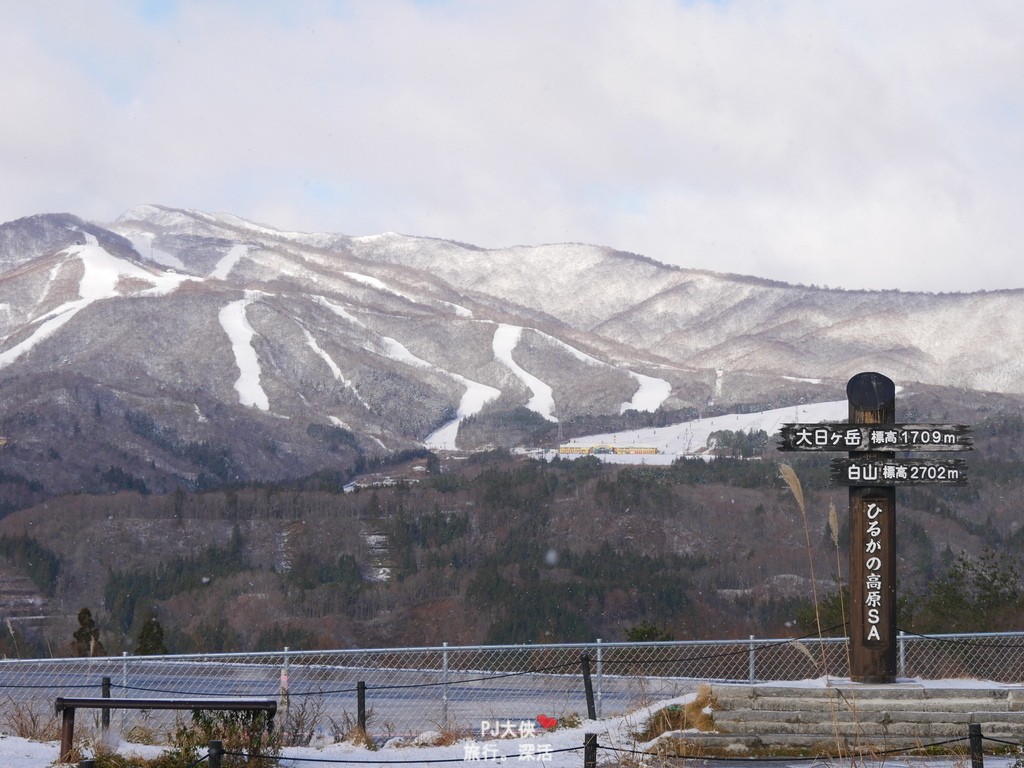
xmin=2 ymin=630 xmax=1023 ymax=744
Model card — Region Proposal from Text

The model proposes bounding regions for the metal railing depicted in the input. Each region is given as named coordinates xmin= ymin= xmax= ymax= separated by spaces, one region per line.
xmin=2 ymin=630 xmax=1022 ymax=743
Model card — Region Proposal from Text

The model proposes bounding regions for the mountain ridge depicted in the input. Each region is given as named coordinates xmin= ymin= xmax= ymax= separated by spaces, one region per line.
xmin=0 ymin=204 xmax=1020 ymax=500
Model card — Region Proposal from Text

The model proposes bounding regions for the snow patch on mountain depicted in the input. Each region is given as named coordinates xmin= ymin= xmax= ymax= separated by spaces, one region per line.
xmin=0 ymin=306 xmax=80 ymax=369
xmin=315 ymin=305 xmax=500 ymax=449
xmin=377 ymin=336 xmax=502 ymax=449
xmin=314 ymin=295 xmax=360 ymax=324
xmin=344 ymin=271 xmax=472 ymax=318
xmin=210 ymin=244 xmax=250 ymax=280
xmin=375 ymin=335 xmax=502 ymax=450
xmin=532 ymin=328 xmax=671 ymax=413
xmin=120 ymin=229 xmax=186 ymax=269
xmin=425 ymin=377 xmax=502 ymax=450
xmin=623 ymin=372 xmax=673 ymax=413
xmin=219 ymin=293 xmax=269 ymax=410
xmin=0 ymin=235 xmax=190 ymax=369
xmin=301 ymin=326 xmax=372 ymax=411
xmin=493 ymin=325 xmax=558 ymax=422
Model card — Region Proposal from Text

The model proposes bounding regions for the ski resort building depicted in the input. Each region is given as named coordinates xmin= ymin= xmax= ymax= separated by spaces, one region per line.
xmin=558 ymin=442 xmax=659 ymax=456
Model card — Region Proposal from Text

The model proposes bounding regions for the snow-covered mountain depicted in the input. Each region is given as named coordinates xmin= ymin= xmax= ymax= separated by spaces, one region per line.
xmin=0 ymin=204 xmax=1019 ymax=492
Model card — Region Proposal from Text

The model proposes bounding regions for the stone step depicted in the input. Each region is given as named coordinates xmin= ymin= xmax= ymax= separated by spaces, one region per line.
xmin=712 ymin=717 xmax=1024 ymax=738
xmin=712 ymin=683 xmax=1024 ymax=701
xmin=690 ymin=682 xmax=1024 ymax=751
xmin=655 ymin=732 xmax=971 ymax=754
xmin=716 ymin=709 xmax=1024 ymax=726
xmin=715 ymin=696 xmax=1018 ymax=713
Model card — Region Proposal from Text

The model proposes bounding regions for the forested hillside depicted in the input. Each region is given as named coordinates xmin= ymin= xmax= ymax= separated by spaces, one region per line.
xmin=2 ymin=401 xmax=1023 ymax=657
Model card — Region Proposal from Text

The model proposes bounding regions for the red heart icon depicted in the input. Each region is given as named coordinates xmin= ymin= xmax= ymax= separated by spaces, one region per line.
xmin=537 ymin=715 xmax=558 ymax=730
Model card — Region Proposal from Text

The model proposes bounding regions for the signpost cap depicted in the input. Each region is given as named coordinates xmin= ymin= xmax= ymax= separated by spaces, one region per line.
xmin=847 ymin=372 xmax=895 ymax=410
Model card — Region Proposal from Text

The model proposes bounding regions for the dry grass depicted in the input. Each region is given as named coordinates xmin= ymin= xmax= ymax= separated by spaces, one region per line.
xmin=0 ymin=695 xmax=61 ymax=741
xmin=634 ymin=683 xmax=719 ymax=741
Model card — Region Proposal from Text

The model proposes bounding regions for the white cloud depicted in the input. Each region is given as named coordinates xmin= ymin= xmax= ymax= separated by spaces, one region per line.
xmin=1 ymin=0 xmax=1022 ymax=292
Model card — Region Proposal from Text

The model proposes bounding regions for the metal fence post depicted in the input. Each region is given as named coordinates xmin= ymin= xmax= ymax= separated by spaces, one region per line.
xmin=101 ymin=676 xmax=111 ymax=741
xmin=357 ymin=681 xmax=367 ymax=732
xmin=280 ymin=646 xmax=290 ymax=739
xmin=898 ymin=631 xmax=906 ymax=678
xmin=120 ymin=652 xmax=128 ymax=738
xmin=209 ymin=739 xmax=223 ymax=768
xmin=442 ymin=642 xmax=450 ymax=731
xmin=748 ymin=635 xmax=756 ymax=683
xmin=581 ymin=653 xmax=596 ymax=721
xmin=595 ymin=639 xmax=603 ymax=720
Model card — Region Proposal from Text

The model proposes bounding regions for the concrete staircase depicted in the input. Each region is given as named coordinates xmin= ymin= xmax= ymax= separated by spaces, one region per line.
xmin=674 ymin=682 xmax=1024 ymax=753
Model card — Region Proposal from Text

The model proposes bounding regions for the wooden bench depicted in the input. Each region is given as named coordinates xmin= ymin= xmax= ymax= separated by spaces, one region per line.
xmin=54 ymin=696 xmax=277 ymax=763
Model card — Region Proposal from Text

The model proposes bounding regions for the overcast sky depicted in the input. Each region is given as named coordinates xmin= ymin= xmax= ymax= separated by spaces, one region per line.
xmin=2 ymin=1 xmax=1022 ymax=292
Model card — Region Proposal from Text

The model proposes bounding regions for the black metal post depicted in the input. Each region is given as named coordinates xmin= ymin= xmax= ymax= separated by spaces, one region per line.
xmin=357 ymin=681 xmax=367 ymax=732
xmin=101 ymin=676 xmax=111 ymax=734
xmin=59 ymin=705 xmax=75 ymax=763
xmin=584 ymin=733 xmax=598 ymax=768
xmin=969 ymin=723 xmax=984 ymax=768
xmin=581 ymin=653 xmax=597 ymax=721
xmin=78 ymin=761 xmax=95 ymax=768
xmin=209 ymin=739 xmax=224 ymax=768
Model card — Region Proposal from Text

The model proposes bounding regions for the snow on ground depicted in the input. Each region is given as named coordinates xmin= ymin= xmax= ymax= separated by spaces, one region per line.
xmin=425 ymin=376 xmax=502 ymax=450
xmin=623 ymin=371 xmax=673 ymax=413
xmin=0 ymin=235 xmax=192 ymax=370
xmin=374 ymin=336 xmax=500 ymax=450
xmin=493 ymin=325 xmax=557 ymax=422
xmin=314 ymin=294 xmax=498 ymax=446
xmin=3 ymin=682 xmax=1010 ymax=768
xmin=530 ymin=328 xmax=671 ymax=413
xmin=210 ymin=243 xmax=250 ymax=280
xmin=120 ymin=228 xmax=186 ymax=269
xmin=553 ymin=400 xmax=849 ymax=465
xmin=218 ymin=292 xmax=270 ymax=410
xmin=345 ymin=271 xmax=473 ymax=317
xmin=301 ymin=326 xmax=373 ymax=412
xmin=315 ymin=294 xmax=361 ymax=323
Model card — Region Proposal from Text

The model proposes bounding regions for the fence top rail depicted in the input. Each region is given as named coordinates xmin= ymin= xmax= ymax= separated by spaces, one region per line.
xmin=4 ymin=630 xmax=1024 ymax=667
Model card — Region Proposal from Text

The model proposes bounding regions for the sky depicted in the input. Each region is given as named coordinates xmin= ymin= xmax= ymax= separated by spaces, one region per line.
xmin=1 ymin=0 xmax=1022 ymax=293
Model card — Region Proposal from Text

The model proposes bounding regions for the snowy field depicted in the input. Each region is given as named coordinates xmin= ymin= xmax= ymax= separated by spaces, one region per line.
xmin=0 ymin=684 xmax=1004 ymax=767
xmin=540 ymin=400 xmax=849 ymax=465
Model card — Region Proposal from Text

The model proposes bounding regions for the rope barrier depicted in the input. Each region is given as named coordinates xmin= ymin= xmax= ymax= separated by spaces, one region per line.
xmin=982 ymin=735 xmax=1024 ymax=748
xmin=182 ymin=752 xmax=212 ymax=768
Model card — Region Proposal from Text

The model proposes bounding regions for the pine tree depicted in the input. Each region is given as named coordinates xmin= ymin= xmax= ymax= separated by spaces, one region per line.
xmin=135 ymin=613 xmax=169 ymax=655
xmin=72 ymin=607 xmax=107 ymax=657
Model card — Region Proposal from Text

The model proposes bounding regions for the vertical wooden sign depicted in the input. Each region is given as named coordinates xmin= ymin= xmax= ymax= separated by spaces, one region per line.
xmin=847 ymin=372 xmax=897 ymax=683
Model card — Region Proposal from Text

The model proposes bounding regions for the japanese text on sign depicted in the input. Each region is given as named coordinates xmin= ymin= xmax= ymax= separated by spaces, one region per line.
xmin=864 ymin=501 xmax=883 ymax=642
xmin=830 ymin=458 xmax=968 ymax=486
xmin=779 ymin=423 xmax=972 ymax=452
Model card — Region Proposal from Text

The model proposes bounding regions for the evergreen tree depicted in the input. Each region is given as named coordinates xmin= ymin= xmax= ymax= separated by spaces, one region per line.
xmin=72 ymin=607 xmax=107 ymax=657
xmin=135 ymin=613 xmax=169 ymax=655
xmin=912 ymin=549 xmax=1022 ymax=633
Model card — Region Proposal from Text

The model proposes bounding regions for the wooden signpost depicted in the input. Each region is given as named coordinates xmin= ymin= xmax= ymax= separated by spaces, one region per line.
xmin=779 ymin=372 xmax=972 ymax=683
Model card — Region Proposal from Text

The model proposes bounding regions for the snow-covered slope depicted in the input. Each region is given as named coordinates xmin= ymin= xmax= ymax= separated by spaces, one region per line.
xmin=553 ymin=400 xmax=849 ymax=465
xmin=0 ymin=203 xmax=1018 ymax=488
